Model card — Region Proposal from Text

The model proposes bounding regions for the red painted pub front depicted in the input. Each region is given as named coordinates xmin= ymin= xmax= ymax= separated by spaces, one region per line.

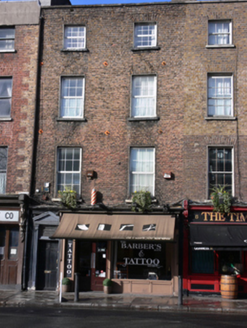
xmin=183 ymin=204 xmax=247 ymax=295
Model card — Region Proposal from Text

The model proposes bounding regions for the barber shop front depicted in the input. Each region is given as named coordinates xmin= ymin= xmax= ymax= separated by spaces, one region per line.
xmin=53 ymin=212 xmax=180 ymax=296
xmin=183 ymin=205 xmax=247 ymax=295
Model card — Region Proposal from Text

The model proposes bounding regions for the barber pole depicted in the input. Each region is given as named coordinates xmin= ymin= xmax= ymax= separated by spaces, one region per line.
xmin=91 ymin=188 xmax=97 ymax=205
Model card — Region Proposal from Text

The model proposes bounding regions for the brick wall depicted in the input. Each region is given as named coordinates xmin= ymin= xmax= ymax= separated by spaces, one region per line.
xmin=35 ymin=2 xmax=247 ymax=205
xmin=0 ymin=25 xmax=39 ymax=194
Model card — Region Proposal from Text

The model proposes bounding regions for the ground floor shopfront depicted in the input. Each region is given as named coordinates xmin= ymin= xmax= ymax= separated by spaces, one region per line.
xmin=183 ymin=205 xmax=247 ymax=295
xmin=0 ymin=195 xmax=28 ymax=289
xmin=53 ymin=212 xmax=180 ymax=296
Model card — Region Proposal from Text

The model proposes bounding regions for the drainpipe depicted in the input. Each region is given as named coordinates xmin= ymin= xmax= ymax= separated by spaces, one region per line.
xmin=22 ymin=7 xmax=44 ymax=290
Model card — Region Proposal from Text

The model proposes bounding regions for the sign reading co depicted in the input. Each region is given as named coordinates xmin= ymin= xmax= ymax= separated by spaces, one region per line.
xmin=0 ymin=210 xmax=19 ymax=222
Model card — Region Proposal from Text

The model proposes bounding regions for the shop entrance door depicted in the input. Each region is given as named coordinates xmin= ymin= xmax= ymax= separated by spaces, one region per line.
xmin=36 ymin=240 xmax=58 ymax=290
xmin=0 ymin=225 xmax=19 ymax=285
xmin=91 ymin=241 xmax=107 ymax=291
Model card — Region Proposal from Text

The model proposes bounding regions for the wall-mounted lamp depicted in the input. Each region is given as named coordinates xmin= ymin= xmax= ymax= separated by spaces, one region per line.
xmin=43 ymin=182 xmax=50 ymax=193
xmin=86 ymin=170 xmax=95 ymax=179
xmin=164 ymin=172 xmax=172 ymax=179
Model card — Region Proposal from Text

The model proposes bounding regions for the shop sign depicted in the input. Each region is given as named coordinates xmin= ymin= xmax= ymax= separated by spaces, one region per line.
xmin=0 ymin=210 xmax=19 ymax=223
xmin=120 ymin=241 xmax=162 ymax=251
xmin=121 ymin=241 xmax=162 ymax=268
xmin=65 ymin=239 xmax=73 ymax=278
xmin=190 ymin=211 xmax=247 ymax=223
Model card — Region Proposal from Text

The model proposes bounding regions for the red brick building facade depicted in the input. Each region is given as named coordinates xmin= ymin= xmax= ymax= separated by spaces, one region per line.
xmin=30 ymin=1 xmax=247 ymax=295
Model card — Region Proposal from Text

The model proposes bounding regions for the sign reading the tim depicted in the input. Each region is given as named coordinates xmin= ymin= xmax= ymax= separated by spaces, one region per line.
xmin=0 ymin=210 xmax=19 ymax=222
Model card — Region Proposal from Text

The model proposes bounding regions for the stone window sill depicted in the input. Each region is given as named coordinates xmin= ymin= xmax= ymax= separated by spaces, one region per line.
xmin=0 ymin=117 xmax=13 ymax=121
xmin=56 ymin=118 xmax=87 ymax=122
xmin=206 ymin=45 xmax=235 ymax=49
xmin=128 ymin=117 xmax=160 ymax=122
xmin=131 ymin=46 xmax=160 ymax=52
xmin=0 ymin=50 xmax=16 ymax=53
xmin=205 ymin=116 xmax=237 ymax=121
xmin=61 ymin=48 xmax=89 ymax=52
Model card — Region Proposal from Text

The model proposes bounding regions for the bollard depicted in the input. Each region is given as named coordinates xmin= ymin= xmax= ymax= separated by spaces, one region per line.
xmin=74 ymin=272 xmax=80 ymax=302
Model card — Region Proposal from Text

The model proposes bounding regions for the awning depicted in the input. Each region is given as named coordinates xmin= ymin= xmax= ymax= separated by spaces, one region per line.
xmin=52 ymin=213 xmax=176 ymax=241
xmin=190 ymin=224 xmax=247 ymax=247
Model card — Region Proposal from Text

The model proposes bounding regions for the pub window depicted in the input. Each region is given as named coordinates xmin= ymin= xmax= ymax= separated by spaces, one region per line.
xmin=191 ymin=250 xmax=214 ymax=274
xmin=113 ymin=241 xmax=171 ymax=280
xmin=218 ymin=250 xmax=242 ymax=275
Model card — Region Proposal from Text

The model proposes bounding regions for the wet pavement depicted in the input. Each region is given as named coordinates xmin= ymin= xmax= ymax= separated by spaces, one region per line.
xmin=1 ymin=289 xmax=247 ymax=314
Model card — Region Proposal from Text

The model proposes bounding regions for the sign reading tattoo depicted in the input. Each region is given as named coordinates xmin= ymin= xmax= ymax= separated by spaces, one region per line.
xmin=66 ymin=239 xmax=73 ymax=277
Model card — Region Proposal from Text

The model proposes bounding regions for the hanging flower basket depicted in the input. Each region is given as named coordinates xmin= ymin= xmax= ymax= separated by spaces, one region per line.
xmin=58 ymin=187 xmax=77 ymax=209
xmin=210 ymin=185 xmax=232 ymax=214
xmin=131 ymin=190 xmax=152 ymax=213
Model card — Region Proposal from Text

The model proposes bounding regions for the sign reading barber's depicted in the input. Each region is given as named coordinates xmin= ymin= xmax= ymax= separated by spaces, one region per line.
xmin=0 ymin=210 xmax=19 ymax=222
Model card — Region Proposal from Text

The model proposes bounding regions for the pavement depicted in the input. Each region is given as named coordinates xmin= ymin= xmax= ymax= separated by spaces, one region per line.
xmin=1 ymin=290 xmax=247 ymax=314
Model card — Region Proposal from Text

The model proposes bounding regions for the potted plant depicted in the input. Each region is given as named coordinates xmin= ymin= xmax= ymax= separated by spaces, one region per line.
xmin=131 ymin=190 xmax=152 ymax=213
xmin=210 ymin=185 xmax=232 ymax=214
xmin=103 ymin=278 xmax=113 ymax=294
xmin=58 ymin=186 xmax=77 ymax=209
xmin=62 ymin=277 xmax=71 ymax=293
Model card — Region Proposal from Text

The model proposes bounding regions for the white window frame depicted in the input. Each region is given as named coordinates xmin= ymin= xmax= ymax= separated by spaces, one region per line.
xmin=130 ymin=147 xmax=155 ymax=196
xmin=0 ymin=77 xmax=13 ymax=118
xmin=131 ymin=75 xmax=156 ymax=118
xmin=208 ymin=147 xmax=234 ymax=197
xmin=0 ymin=28 xmax=15 ymax=52
xmin=0 ymin=147 xmax=8 ymax=194
xmin=60 ymin=77 xmax=85 ymax=118
xmin=57 ymin=148 xmax=82 ymax=196
xmin=134 ymin=23 xmax=157 ymax=48
xmin=207 ymin=74 xmax=233 ymax=117
xmin=64 ymin=26 xmax=86 ymax=50
xmin=208 ymin=20 xmax=232 ymax=46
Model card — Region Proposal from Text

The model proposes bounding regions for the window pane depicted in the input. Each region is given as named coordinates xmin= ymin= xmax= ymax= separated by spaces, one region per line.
xmin=208 ymin=148 xmax=232 ymax=196
xmin=132 ymin=76 xmax=156 ymax=117
xmin=208 ymin=76 xmax=232 ymax=116
xmin=64 ymin=26 xmax=86 ymax=49
xmin=130 ymin=148 xmax=154 ymax=195
xmin=134 ymin=24 xmax=156 ymax=48
xmin=208 ymin=21 xmax=230 ymax=45
xmin=61 ymin=78 xmax=84 ymax=118
xmin=57 ymin=148 xmax=81 ymax=194
xmin=8 ymin=227 xmax=19 ymax=260
xmin=191 ymin=250 xmax=214 ymax=274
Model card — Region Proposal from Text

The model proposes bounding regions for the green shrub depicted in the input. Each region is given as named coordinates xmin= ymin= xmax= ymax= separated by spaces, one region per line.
xmin=103 ymin=278 xmax=112 ymax=287
xmin=62 ymin=277 xmax=71 ymax=285
xmin=131 ymin=190 xmax=152 ymax=213
xmin=210 ymin=185 xmax=232 ymax=214
xmin=58 ymin=186 xmax=77 ymax=209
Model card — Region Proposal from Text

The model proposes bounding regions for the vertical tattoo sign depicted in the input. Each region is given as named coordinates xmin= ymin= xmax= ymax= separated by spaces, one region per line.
xmin=66 ymin=239 xmax=73 ymax=278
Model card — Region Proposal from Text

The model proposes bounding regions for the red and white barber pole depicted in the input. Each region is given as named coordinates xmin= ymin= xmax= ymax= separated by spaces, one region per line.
xmin=91 ymin=188 xmax=97 ymax=205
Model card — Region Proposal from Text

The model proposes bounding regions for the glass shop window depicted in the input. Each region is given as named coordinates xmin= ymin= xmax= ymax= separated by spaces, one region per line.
xmin=218 ymin=251 xmax=242 ymax=275
xmin=113 ymin=240 xmax=171 ymax=280
xmin=95 ymin=241 xmax=107 ymax=278
xmin=8 ymin=226 xmax=19 ymax=260
xmin=191 ymin=250 xmax=214 ymax=274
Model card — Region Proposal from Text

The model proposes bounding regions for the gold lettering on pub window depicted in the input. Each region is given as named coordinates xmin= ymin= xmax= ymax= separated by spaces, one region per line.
xmin=201 ymin=212 xmax=210 ymax=221
xmin=217 ymin=213 xmax=226 ymax=222
xmin=240 ymin=213 xmax=246 ymax=222
xmin=210 ymin=212 xmax=218 ymax=221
